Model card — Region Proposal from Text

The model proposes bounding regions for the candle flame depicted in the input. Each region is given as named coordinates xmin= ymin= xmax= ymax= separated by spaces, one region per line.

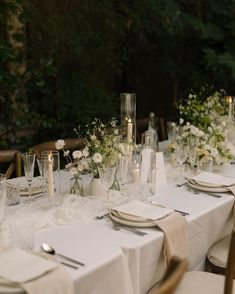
xmin=48 ymin=152 xmax=53 ymax=163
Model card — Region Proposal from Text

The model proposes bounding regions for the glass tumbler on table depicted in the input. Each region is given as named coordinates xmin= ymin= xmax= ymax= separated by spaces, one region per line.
xmin=22 ymin=152 xmax=36 ymax=203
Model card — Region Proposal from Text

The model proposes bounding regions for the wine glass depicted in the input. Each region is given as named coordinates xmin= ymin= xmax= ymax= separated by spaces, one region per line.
xmin=174 ymin=142 xmax=189 ymax=180
xmin=98 ymin=166 xmax=116 ymax=208
xmin=22 ymin=153 xmax=36 ymax=202
xmin=36 ymin=158 xmax=46 ymax=197
xmin=187 ymin=137 xmax=199 ymax=174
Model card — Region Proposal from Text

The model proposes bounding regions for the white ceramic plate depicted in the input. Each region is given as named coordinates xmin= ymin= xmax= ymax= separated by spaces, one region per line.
xmin=109 ymin=212 xmax=156 ymax=227
xmin=187 ymin=181 xmax=229 ymax=193
xmin=0 ymin=279 xmax=25 ymax=294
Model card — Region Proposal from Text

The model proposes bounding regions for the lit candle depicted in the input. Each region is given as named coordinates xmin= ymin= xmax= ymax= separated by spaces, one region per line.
xmin=228 ymin=96 xmax=233 ymax=119
xmin=131 ymin=163 xmax=140 ymax=183
xmin=127 ymin=118 xmax=133 ymax=143
xmin=48 ymin=152 xmax=54 ymax=198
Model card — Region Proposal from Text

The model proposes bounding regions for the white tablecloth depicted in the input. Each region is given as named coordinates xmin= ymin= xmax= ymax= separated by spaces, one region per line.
xmin=3 ymin=165 xmax=234 ymax=294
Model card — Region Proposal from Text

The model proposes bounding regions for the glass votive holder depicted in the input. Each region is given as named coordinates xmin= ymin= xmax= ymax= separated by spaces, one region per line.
xmin=131 ymin=159 xmax=140 ymax=183
xmin=7 ymin=183 xmax=20 ymax=206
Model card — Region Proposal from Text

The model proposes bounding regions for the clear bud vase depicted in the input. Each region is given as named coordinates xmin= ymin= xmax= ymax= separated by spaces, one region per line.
xmin=120 ymin=93 xmax=136 ymax=144
xmin=70 ymin=175 xmax=84 ymax=196
xmin=140 ymin=131 xmax=156 ymax=199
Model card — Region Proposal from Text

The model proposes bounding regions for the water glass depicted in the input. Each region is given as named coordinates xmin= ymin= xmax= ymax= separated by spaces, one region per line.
xmin=98 ymin=166 xmax=116 ymax=207
xmin=0 ymin=174 xmax=6 ymax=225
xmin=116 ymin=156 xmax=130 ymax=186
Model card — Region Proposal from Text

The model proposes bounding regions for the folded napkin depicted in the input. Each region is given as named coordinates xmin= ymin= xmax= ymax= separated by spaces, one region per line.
xmin=153 ymin=212 xmax=188 ymax=263
xmin=186 ymin=172 xmax=235 ymax=188
xmin=111 ymin=200 xmax=188 ymax=264
xmin=110 ymin=200 xmax=173 ymax=221
xmin=0 ymin=247 xmax=74 ymax=294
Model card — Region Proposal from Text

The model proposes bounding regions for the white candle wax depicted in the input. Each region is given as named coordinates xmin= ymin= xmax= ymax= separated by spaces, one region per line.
xmin=127 ymin=119 xmax=133 ymax=143
xmin=131 ymin=165 xmax=140 ymax=183
xmin=48 ymin=153 xmax=54 ymax=198
xmin=228 ymin=97 xmax=232 ymax=119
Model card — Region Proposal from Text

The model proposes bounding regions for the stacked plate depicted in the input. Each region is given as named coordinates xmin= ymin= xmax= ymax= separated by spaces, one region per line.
xmin=109 ymin=200 xmax=173 ymax=228
xmin=185 ymin=171 xmax=235 ymax=193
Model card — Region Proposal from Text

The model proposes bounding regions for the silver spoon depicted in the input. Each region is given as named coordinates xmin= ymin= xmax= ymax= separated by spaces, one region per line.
xmin=41 ymin=243 xmax=85 ymax=266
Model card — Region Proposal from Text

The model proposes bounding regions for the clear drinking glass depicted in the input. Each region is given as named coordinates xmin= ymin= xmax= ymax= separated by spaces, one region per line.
xmin=98 ymin=166 xmax=116 ymax=208
xmin=174 ymin=143 xmax=189 ymax=179
xmin=37 ymin=158 xmax=46 ymax=197
xmin=22 ymin=152 xmax=36 ymax=202
xmin=187 ymin=137 xmax=199 ymax=174
xmin=0 ymin=174 xmax=6 ymax=225
xmin=116 ymin=155 xmax=130 ymax=186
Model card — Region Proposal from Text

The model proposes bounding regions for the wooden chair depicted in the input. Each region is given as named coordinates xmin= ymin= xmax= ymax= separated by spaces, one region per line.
xmin=0 ymin=150 xmax=22 ymax=179
xmin=173 ymin=228 xmax=235 ymax=294
xmin=29 ymin=138 xmax=85 ymax=158
xmin=147 ymin=257 xmax=188 ymax=294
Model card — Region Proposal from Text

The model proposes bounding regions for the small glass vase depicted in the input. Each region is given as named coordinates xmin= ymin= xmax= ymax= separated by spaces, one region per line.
xmin=70 ymin=175 xmax=84 ymax=196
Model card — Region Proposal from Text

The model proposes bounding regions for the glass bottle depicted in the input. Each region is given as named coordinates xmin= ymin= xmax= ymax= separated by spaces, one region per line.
xmin=148 ymin=112 xmax=159 ymax=151
xmin=140 ymin=131 xmax=156 ymax=197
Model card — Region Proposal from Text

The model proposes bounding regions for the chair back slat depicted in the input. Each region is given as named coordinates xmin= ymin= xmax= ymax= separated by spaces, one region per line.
xmin=0 ymin=150 xmax=22 ymax=179
xmin=224 ymin=229 xmax=235 ymax=294
xmin=147 ymin=257 xmax=188 ymax=294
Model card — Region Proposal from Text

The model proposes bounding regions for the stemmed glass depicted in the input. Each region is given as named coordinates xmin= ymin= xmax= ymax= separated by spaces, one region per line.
xmin=98 ymin=166 xmax=116 ymax=208
xmin=22 ymin=153 xmax=36 ymax=202
xmin=187 ymin=137 xmax=199 ymax=174
xmin=174 ymin=142 xmax=189 ymax=180
xmin=36 ymin=158 xmax=46 ymax=197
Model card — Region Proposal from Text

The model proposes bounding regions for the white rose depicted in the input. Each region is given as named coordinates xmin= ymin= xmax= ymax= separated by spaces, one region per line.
xmin=93 ymin=153 xmax=102 ymax=163
xmin=83 ymin=148 xmax=89 ymax=157
xmin=73 ymin=150 xmax=82 ymax=159
xmin=55 ymin=139 xmax=65 ymax=150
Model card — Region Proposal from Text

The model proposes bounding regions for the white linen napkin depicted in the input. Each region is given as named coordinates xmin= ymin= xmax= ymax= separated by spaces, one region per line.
xmin=0 ymin=248 xmax=74 ymax=294
xmin=110 ymin=200 xmax=173 ymax=221
xmin=186 ymin=171 xmax=235 ymax=188
xmin=110 ymin=200 xmax=188 ymax=263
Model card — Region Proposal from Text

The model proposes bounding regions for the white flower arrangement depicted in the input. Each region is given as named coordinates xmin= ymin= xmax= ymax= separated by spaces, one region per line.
xmin=55 ymin=118 xmax=133 ymax=178
xmin=176 ymin=88 xmax=235 ymax=166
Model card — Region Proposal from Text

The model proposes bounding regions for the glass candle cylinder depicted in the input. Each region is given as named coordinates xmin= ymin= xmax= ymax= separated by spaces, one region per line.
xmin=120 ymin=93 xmax=136 ymax=144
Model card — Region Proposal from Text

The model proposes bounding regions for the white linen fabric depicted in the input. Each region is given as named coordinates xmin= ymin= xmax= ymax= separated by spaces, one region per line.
xmin=0 ymin=248 xmax=74 ymax=294
xmin=4 ymin=165 xmax=235 ymax=294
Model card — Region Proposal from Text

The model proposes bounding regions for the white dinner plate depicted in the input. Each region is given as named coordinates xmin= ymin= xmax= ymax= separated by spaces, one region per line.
xmin=187 ymin=181 xmax=229 ymax=193
xmin=0 ymin=280 xmax=25 ymax=294
xmin=109 ymin=212 xmax=156 ymax=227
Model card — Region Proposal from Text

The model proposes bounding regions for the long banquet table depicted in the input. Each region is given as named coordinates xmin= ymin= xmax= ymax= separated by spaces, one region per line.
xmin=3 ymin=163 xmax=235 ymax=294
